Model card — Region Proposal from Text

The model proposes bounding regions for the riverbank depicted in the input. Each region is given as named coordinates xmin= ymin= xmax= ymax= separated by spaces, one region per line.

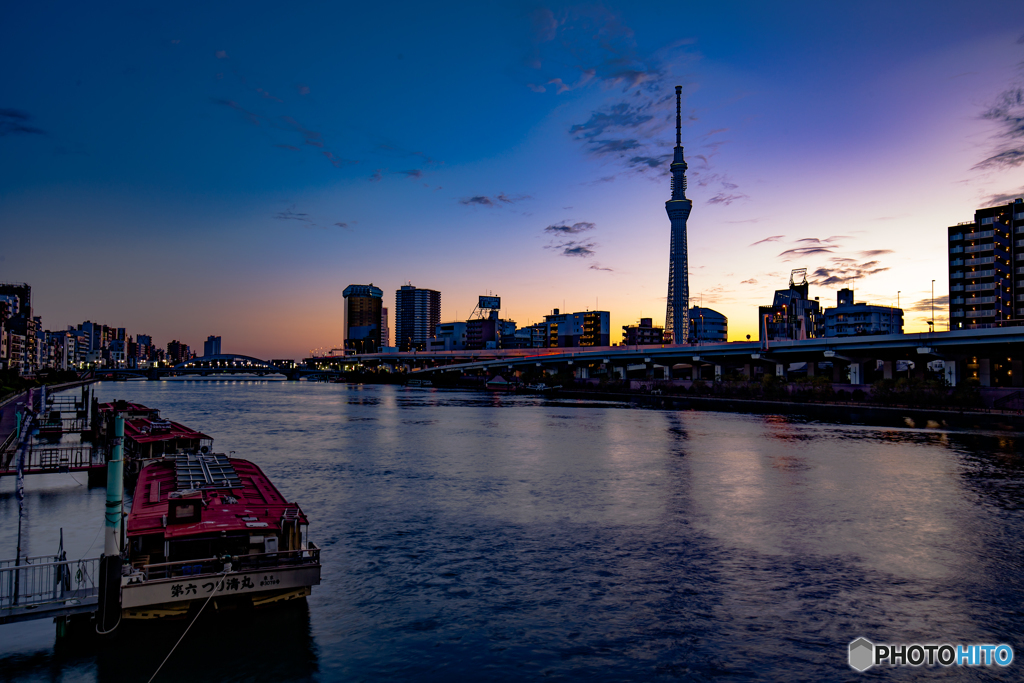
xmin=544 ymin=388 xmax=1024 ymax=431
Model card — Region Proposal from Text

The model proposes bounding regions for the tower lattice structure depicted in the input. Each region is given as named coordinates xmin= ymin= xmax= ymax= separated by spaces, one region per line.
xmin=665 ymin=85 xmax=692 ymax=344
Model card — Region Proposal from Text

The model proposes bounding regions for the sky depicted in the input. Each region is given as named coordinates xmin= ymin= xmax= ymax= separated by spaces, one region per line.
xmin=2 ymin=1 xmax=1024 ymax=359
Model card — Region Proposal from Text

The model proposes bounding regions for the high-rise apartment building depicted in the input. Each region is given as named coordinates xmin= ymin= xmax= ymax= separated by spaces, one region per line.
xmin=395 ymin=284 xmax=441 ymax=351
xmin=947 ymin=198 xmax=1024 ymax=330
xmin=167 ymin=340 xmax=191 ymax=365
xmin=343 ymin=284 xmax=384 ymax=354
xmin=0 ymin=282 xmax=34 ymax=373
xmin=203 ymin=335 xmax=222 ymax=356
xmin=381 ymin=307 xmax=390 ymax=348
xmin=665 ymin=85 xmax=692 ymax=345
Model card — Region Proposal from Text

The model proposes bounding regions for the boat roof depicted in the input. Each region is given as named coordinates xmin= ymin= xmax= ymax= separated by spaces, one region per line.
xmin=123 ymin=416 xmax=212 ymax=444
xmin=127 ymin=455 xmax=308 ymax=539
xmin=97 ymin=401 xmax=158 ymax=417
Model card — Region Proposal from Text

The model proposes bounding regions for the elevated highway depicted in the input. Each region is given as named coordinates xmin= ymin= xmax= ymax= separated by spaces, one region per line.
xmin=359 ymin=327 xmax=1024 ymax=387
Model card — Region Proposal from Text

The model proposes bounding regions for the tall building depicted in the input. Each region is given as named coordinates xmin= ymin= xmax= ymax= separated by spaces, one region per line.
xmin=688 ymin=307 xmax=728 ymax=343
xmin=0 ymin=283 xmax=36 ymax=374
xmin=343 ymin=284 xmax=384 ymax=354
xmin=381 ymin=307 xmax=390 ymax=348
xmin=759 ymin=269 xmax=824 ymax=341
xmin=167 ymin=340 xmax=190 ymax=365
xmin=203 ymin=335 xmax=222 ymax=356
xmin=824 ymin=289 xmax=903 ymax=337
xmin=665 ymin=85 xmax=692 ymax=346
xmin=947 ymin=198 xmax=1023 ymax=330
xmin=395 ymin=284 xmax=441 ymax=351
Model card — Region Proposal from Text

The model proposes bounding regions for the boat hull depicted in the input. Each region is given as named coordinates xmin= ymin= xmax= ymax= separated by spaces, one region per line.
xmin=121 ymin=564 xmax=320 ymax=619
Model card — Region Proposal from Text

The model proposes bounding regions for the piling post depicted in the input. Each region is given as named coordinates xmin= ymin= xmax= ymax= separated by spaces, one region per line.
xmin=96 ymin=415 xmax=124 ymax=634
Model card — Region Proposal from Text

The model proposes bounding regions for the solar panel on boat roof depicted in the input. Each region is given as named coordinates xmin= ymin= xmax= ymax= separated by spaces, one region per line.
xmin=174 ymin=453 xmax=242 ymax=490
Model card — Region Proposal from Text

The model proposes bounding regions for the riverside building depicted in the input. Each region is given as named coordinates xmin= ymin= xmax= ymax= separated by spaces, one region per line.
xmin=395 ymin=284 xmax=441 ymax=351
xmin=823 ymin=289 xmax=903 ymax=337
xmin=343 ymin=284 xmax=384 ymax=354
xmin=947 ymin=198 xmax=1024 ymax=330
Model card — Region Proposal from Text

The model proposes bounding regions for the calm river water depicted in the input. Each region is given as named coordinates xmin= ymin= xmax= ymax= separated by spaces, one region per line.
xmin=2 ymin=381 xmax=1023 ymax=681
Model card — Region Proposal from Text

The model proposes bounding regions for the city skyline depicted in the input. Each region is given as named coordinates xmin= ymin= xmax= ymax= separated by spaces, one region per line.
xmin=3 ymin=2 xmax=1024 ymax=359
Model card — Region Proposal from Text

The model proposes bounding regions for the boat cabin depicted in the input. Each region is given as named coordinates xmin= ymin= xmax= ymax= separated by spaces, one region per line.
xmin=126 ymin=454 xmax=309 ymax=571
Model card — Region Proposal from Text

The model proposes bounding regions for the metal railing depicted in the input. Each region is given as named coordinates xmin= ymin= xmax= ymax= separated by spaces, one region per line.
xmin=138 ymin=543 xmax=320 ymax=581
xmin=0 ymin=557 xmax=99 ymax=610
xmin=0 ymin=446 xmax=100 ymax=476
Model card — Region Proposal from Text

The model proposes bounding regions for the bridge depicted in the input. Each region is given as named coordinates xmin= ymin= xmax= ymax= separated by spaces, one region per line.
xmin=339 ymin=327 xmax=1024 ymax=388
xmin=84 ymin=354 xmax=340 ymax=381
xmin=0 ymin=555 xmax=100 ymax=625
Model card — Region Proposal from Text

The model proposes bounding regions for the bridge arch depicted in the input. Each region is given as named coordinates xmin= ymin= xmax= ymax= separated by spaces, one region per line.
xmin=174 ymin=354 xmax=284 ymax=372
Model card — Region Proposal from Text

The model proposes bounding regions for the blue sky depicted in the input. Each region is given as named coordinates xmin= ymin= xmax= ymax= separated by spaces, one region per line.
xmin=3 ymin=1 xmax=1024 ymax=357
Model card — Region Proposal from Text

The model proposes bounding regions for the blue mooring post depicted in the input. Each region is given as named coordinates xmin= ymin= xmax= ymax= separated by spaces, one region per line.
xmin=96 ymin=414 xmax=124 ymax=634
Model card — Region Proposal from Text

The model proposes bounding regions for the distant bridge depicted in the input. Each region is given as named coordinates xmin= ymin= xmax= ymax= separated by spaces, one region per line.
xmin=84 ymin=354 xmax=341 ymax=381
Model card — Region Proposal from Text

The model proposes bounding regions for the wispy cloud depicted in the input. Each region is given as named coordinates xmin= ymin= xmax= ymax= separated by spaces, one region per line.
xmin=543 ymin=219 xmax=600 ymax=259
xmin=749 ymin=234 xmax=785 ymax=246
xmin=905 ymin=295 xmax=950 ymax=313
xmin=589 ymin=264 xmax=613 ymax=272
xmin=552 ymin=240 xmax=598 ymax=258
xmin=0 ymin=109 xmax=46 ymax=136
xmin=740 ymin=278 xmax=758 ymax=285
xmin=458 ymin=192 xmax=531 ymax=207
xmin=809 ymin=260 xmax=889 ymax=286
xmin=397 ymin=169 xmax=422 ymax=179
xmin=274 ymin=208 xmax=313 ymax=224
xmin=974 ymin=82 xmax=1024 ymax=170
xmin=544 ymin=221 xmax=595 ymax=235
xmin=274 ymin=205 xmax=353 ymax=231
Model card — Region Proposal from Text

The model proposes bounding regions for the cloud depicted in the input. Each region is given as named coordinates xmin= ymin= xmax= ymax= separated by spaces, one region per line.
xmin=904 ymin=295 xmax=950 ymax=313
xmin=982 ymin=187 xmax=1024 ymax=205
xmin=559 ymin=242 xmax=597 ymax=257
xmin=974 ymin=84 xmax=1024 ymax=170
xmin=589 ymin=264 xmax=613 ymax=272
xmin=369 ymin=169 xmax=383 ymax=182
xmin=297 ymin=85 xmax=310 ymax=95
xmin=779 ymin=246 xmax=836 ymax=259
xmin=274 ymin=208 xmax=313 ymax=224
xmin=707 ymin=191 xmax=748 ymax=205
xmin=397 ymin=169 xmax=422 ymax=179
xmin=740 ymin=278 xmax=758 ymax=285
xmin=0 ymin=109 xmax=46 ymax=136
xmin=459 ymin=192 xmax=531 ymax=207
xmin=859 ymin=249 xmax=894 ymax=257
xmin=460 ymin=195 xmax=494 ymax=206
xmin=211 ymin=98 xmax=262 ymax=125
xmin=544 ymin=221 xmax=595 ymax=235
xmin=750 ymin=234 xmax=784 ymax=246
xmin=728 ymin=218 xmax=762 ymax=224
xmin=274 ymin=144 xmax=300 ymax=151
xmin=808 ymin=259 xmax=890 ymax=287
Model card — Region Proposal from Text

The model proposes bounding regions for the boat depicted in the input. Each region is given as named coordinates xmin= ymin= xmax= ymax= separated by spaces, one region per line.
xmin=120 ymin=452 xmax=321 ymax=619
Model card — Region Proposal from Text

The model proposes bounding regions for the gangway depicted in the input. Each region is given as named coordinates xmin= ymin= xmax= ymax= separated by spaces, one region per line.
xmin=0 ymin=555 xmax=100 ymax=625
xmin=0 ymin=445 xmax=103 ymax=477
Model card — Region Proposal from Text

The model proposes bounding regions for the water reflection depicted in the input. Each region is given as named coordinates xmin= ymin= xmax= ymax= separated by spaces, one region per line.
xmin=1 ymin=382 xmax=1023 ymax=680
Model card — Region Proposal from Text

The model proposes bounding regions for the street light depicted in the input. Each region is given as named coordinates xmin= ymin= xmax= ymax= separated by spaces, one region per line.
xmin=930 ymin=279 xmax=935 ymax=333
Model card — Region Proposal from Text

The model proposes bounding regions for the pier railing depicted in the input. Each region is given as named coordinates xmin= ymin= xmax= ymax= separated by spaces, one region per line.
xmin=0 ymin=445 xmax=102 ymax=477
xmin=138 ymin=543 xmax=320 ymax=581
xmin=0 ymin=556 xmax=100 ymax=612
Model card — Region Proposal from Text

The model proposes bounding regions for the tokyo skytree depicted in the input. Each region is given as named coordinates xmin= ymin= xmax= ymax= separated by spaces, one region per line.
xmin=665 ymin=85 xmax=691 ymax=345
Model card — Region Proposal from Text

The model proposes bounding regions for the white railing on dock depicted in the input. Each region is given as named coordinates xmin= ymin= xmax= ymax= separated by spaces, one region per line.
xmin=0 ymin=556 xmax=100 ymax=611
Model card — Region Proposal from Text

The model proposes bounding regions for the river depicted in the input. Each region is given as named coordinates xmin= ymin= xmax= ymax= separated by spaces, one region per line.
xmin=1 ymin=380 xmax=1022 ymax=681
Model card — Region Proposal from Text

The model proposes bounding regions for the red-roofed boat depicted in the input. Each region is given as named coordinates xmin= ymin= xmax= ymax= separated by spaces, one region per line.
xmin=120 ymin=453 xmax=320 ymax=619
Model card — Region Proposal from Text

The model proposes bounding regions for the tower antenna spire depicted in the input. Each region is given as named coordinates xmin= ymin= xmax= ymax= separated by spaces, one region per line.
xmin=675 ymin=85 xmax=682 ymax=147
